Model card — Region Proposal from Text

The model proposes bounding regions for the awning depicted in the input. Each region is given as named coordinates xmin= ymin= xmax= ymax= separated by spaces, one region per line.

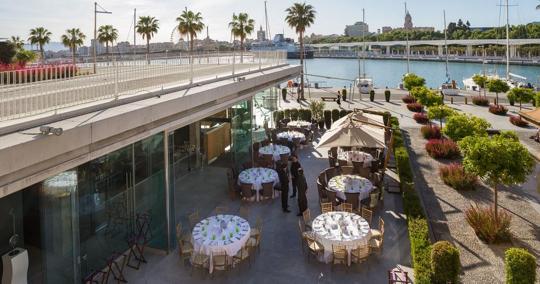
xmin=519 ymin=108 xmax=540 ymax=127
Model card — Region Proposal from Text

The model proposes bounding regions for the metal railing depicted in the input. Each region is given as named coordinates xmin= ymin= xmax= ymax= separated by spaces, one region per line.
xmin=0 ymin=51 xmax=287 ymax=122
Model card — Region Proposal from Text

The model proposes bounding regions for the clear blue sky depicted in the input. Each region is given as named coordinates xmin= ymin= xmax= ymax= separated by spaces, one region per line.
xmin=1 ymin=0 xmax=539 ymax=46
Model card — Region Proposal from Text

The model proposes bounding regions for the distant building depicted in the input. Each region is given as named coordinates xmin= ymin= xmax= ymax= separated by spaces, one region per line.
xmin=397 ymin=11 xmax=434 ymax=32
xmin=344 ymin=22 xmax=369 ymax=37
xmin=382 ymin=26 xmax=392 ymax=33
xmin=404 ymin=12 xmax=413 ymax=29
xmin=90 ymin=39 xmax=105 ymax=55
xmin=257 ymin=26 xmax=266 ymax=41
xmin=78 ymin=46 xmax=89 ymax=56
xmin=116 ymin=41 xmax=131 ymax=54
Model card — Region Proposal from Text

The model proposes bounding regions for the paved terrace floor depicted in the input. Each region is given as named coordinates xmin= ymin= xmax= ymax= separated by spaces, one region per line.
xmin=124 ymin=134 xmax=411 ymax=283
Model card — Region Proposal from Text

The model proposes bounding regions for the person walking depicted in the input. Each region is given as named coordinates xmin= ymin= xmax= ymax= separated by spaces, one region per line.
xmin=336 ymin=91 xmax=342 ymax=108
xmin=276 ymin=161 xmax=291 ymax=213
xmin=296 ymin=168 xmax=308 ymax=216
xmin=290 ymin=154 xmax=301 ymax=198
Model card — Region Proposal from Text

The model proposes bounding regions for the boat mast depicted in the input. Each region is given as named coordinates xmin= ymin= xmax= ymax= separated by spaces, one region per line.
xmin=505 ymin=0 xmax=510 ymax=80
xmin=443 ymin=10 xmax=449 ymax=83
xmin=405 ymin=2 xmax=410 ymax=74
xmin=362 ymin=8 xmax=366 ymax=78
xmin=264 ymin=1 xmax=271 ymax=41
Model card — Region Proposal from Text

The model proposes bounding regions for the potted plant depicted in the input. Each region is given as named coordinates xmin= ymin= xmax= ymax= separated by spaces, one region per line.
xmin=308 ymin=100 xmax=325 ymax=129
xmin=281 ymin=87 xmax=288 ymax=101
xmin=341 ymin=87 xmax=347 ymax=101
xmin=369 ymin=90 xmax=375 ymax=102
xmin=384 ymin=89 xmax=391 ymax=102
xmin=324 ymin=110 xmax=332 ymax=129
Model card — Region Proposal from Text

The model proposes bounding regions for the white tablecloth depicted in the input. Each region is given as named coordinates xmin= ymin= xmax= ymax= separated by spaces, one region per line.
xmin=287 ymin=120 xmax=312 ymax=128
xmin=276 ymin=131 xmax=306 ymax=142
xmin=191 ymin=215 xmax=251 ymax=273
xmin=258 ymin=144 xmax=291 ymax=161
xmin=327 ymin=175 xmax=374 ymax=202
xmin=337 ymin=151 xmax=373 ymax=167
xmin=238 ymin=168 xmax=279 ymax=201
xmin=311 ymin=212 xmax=371 ymax=264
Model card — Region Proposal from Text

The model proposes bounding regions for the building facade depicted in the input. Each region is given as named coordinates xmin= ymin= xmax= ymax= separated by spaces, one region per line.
xmin=345 ymin=22 xmax=369 ymax=37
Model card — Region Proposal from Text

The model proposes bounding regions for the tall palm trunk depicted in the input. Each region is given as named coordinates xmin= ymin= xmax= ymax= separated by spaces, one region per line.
xmin=240 ymin=37 xmax=244 ymax=64
xmin=106 ymin=43 xmax=110 ymax=62
xmin=189 ymin=34 xmax=194 ymax=64
xmin=72 ymin=47 xmax=76 ymax=65
xmin=146 ymin=37 xmax=150 ymax=64
xmin=40 ymin=45 xmax=45 ymax=65
xmin=299 ymin=31 xmax=305 ymax=100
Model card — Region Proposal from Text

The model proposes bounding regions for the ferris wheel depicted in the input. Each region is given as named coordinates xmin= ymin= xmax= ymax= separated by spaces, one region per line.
xmin=170 ymin=26 xmax=183 ymax=44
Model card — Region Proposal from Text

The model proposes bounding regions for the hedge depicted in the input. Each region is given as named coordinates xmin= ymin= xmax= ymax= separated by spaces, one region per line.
xmin=331 ymin=109 xmax=340 ymax=122
xmin=505 ymin=248 xmax=536 ymax=284
xmin=273 ymin=110 xmax=284 ymax=125
xmin=431 ymin=241 xmax=460 ymax=284
xmin=339 ymin=109 xmax=348 ymax=118
xmin=324 ymin=110 xmax=332 ymax=129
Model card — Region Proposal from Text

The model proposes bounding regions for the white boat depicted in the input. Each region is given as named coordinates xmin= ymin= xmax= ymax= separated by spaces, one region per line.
xmin=439 ymin=10 xmax=460 ymax=96
xmin=356 ymin=77 xmax=374 ymax=94
xmin=355 ymin=8 xmax=373 ymax=95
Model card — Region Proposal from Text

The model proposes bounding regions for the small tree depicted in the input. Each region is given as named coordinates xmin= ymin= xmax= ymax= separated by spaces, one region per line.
xmin=443 ymin=113 xmax=490 ymax=141
xmin=428 ymin=105 xmax=457 ymax=128
xmin=459 ymin=134 xmax=534 ymax=221
xmin=487 ymin=79 xmax=509 ymax=105
xmin=0 ymin=42 xmax=16 ymax=65
xmin=472 ymin=74 xmax=488 ymax=96
xmin=403 ymin=73 xmax=426 ymax=92
xmin=411 ymin=86 xmax=443 ymax=107
xmin=507 ymin=88 xmax=534 ymax=110
xmin=431 ymin=241 xmax=460 ymax=284
xmin=308 ymin=100 xmax=325 ymax=122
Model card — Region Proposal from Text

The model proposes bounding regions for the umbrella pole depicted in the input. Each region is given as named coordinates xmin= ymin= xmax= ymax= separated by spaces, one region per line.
xmin=383 ymin=130 xmax=394 ymax=171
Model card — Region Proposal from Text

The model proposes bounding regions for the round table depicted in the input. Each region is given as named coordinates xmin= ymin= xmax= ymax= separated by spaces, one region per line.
xmin=191 ymin=215 xmax=251 ymax=273
xmin=287 ymin=120 xmax=312 ymax=128
xmin=258 ymin=144 xmax=291 ymax=162
xmin=337 ymin=150 xmax=373 ymax=167
xmin=311 ymin=212 xmax=371 ymax=264
xmin=327 ymin=175 xmax=374 ymax=202
xmin=276 ymin=131 xmax=306 ymax=142
xmin=238 ymin=168 xmax=279 ymax=201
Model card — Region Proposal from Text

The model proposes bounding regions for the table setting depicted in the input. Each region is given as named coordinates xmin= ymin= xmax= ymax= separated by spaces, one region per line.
xmin=287 ymin=120 xmax=312 ymax=128
xmin=337 ymin=150 xmax=373 ymax=167
xmin=276 ymin=131 xmax=306 ymax=142
xmin=327 ymin=175 xmax=373 ymax=202
xmin=238 ymin=167 xmax=279 ymax=201
xmin=258 ymin=144 xmax=291 ymax=161
xmin=311 ymin=212 xmax=371 ymax=264
xmin=191 ymin=215 xmax=251 ymax=272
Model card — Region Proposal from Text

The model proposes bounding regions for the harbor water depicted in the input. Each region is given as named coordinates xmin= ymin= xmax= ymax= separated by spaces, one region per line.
xmin=288 ymin=58 xmax=540 ymax=89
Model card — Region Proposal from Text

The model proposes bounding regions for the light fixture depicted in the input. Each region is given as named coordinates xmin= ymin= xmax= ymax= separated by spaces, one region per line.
xmin=39 ymin=126 xmax=63 ymax=136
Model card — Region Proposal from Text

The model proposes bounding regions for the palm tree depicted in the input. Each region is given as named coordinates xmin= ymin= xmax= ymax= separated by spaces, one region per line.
xmin=97 ymin=25 xmax=118 ymax=59
xmin=136 ymin=16 xmax=159 ymax=64
xmin=61 ymin=28 xmax=86 ymax=65
xmin=229 ymin=13 xmax=255 ymax=63
xmin=176 ymin=9 xmax=205 ymax=61
xmin=9 ymin=36 xmax=25 ymax=50
xmin=28 ymin=27 xmax=52 ymax=64
xmin=286 ymin=3 xmax=316 ymax=100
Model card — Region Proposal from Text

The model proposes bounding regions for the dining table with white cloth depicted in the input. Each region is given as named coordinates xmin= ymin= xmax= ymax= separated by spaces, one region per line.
xmin=337 ymin=150 xmax=374 ymax=167
xmin=258 ymin=144 xmax=291 ymax=161
xmin=311 ymin=212 xmax=371 ymax=264
xmin=287 ymin=120 xmax=312 ymax=128
xmin=327 ymin=175 xmax=374 ymax=202
xmin=191 ymin=215 xmax=251 ymax=273
xmin=237 ymin=167 xmax=279 ymax=201
xmin=276 ymin=131 xmax=306 ymax=142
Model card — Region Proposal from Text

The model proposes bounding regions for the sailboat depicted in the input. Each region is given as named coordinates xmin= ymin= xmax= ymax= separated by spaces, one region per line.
xmin=462 ymin=0 xmax=528 ymax=91
xmin=355 ymin=8 xmax=373 ymax=95
xmin=440 ymin=10 xmax=459 ymax=96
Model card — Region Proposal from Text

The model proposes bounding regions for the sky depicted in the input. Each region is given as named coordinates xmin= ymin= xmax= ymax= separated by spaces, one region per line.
xmin=1 ymin=0 xmax=540 ymax=47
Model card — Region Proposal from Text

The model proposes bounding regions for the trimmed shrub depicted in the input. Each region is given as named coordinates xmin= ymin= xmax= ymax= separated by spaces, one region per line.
xmin=421 ymin=125 xmax=441 ymax=139
xmin=407 ymin=102 xmax=424 ymax=112
xmin=488 ymin=104 xmax=508 ymax=115
xmin=273 ymin=110 xmax=284 ymax=125
xmin=403 ymin=183 xmax=424 ymax=218
xmin=509 ymin=115 xmax=529 ymax=127
xmin=465 ymin=204 xmax=511 ymax=244
xmin=383 ymin=111 xmax=391 ymax=126
xmin=283 ymin=109 xmax=291 ymax=119
xmin=409 ymin=218 xmax=432 ymax=284
xmin=369 ymin=90 xmax=375 ymax=101
xmin=443 ymin=114 xmax=490 ymax=142
xmin=472 ymin=96 xmax=489 ymax=106
xmin=413 ymin=112 xmax=429 ymax=124
xmin=339 ymin=109 xmax=348 ymax=118
xmin=431 ymin=241 xmax=460 ymax=284
xmin=505 ymin=248 xmax=537 ymax=284
xmin=290 ymin=108 xmax=299 ymax=120
xmin=439 ymin=163 xmax=477 ymax=190
xmin=395 ymin=147 xmax=413 ymax=184
xmin=402 ymin=95 xmax=416 ymax=104
xmin=324 ymin=110 xmax=332 ymax=129
xmin=384 ymin=89 xmax=391 ymax=102
xmin=425 ymin=139 xmax=460 ymax=159
xmin=331 ymin=109 xmax=340 ymax=122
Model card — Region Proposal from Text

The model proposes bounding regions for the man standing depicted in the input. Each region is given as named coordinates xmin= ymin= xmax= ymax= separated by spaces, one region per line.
xmin=290 ymin=154 xmax=301 ymax=198
xmin=296 ymin=168 xmax=308 ymax=216
xmin=276 ymin=161 xmax=290 ymax=213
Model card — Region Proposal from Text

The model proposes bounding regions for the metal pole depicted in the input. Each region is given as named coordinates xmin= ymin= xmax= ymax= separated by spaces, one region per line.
xmin=134 ymin=8 xmax=136 ymax=59
xmin=505 ymin=0 xmax=510 ymax=80
xmin=405 ymin=2 xmax=410 ymax=74
xmin=93 ymin=2 xmax=97 ymax=74
xmin=444 ymin=10 xmax=449 ymax=82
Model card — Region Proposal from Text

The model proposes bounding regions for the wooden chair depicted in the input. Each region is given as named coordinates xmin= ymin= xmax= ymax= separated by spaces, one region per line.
xmin=190 ymin=249 xmax=209 ymax=276
xmin=361 ymin=207 xmax=373 ymax=225
xmin=211 ymin=250 xmax=230 ymax=276
xmin=188 ymin=211 xmax=200 ymax=229
xmin=350 ymin=245 xmax=370 ymax=265
xmin=176 ymin=222 xmax=191 ymax=243
xmin=344 ymin=192 xmax=360 ymax=213
xmin=298 ymin=219 xmax=308 ymax=254
xmin=261 ymin=182 xmax=274 ymax=200
xmin=369 ymin=235 xmax=384 ymax=255
xmin=352 ymin=161 xmax=364 ymax=175
xmin=240 ymin=183 xmax=256 ymax=201
xmin=369 ymin=192 xmax=380 ymax=209
xmin=357 ymin=166 xmax=371 ymax=179
xmin=305 ymin=233 xmax=324 ymax=263
xmin=371 ymin=217 xmax=385 ymax=240
xmin=329 ymin=147 xmax=338 ymax=158
xmin=341 ymin=166 xmax=354 ymax=175
xmin=247 ymin=232 xmax=262 ymax=254
xmin=214 ymin=206 xmax=228 ymax=215
xmin=338 ymin=159 xmax=348 ymax=167
xmin=250 ymin=216 xmax=263 ymax=239
xmin=321 ymin=202 xmax=333 ymax=214
xmin=328 ymin=156 xmax=337 ymax=168
xmin=339 ymin=203 xmax=353 ymax=213
xmin=302 ymin=209 xmax=312 ymax=230
xmin=325 ymin=167 xmax=337 ymax=181
xmin=326 ymin=190 xmax=341 ymax=207
xmin=317 ymin=181 xmax=329 ymax=203
xmin=262 ymin=153 xmax=274 ymax=164
xmin=232 ymin=245 xmax=251 ymax=268
xmin=318 ymin=172 xmax=327 ymax=187
xmin=331 ymin=244 xmax=348 ymax=269
xmin=178 ymin=238 xmax=193 ymax=265
xmin=280 ymin=153 xmax=290 ymax=164
xmin=239 ymin=206 xmax=249 ymax=220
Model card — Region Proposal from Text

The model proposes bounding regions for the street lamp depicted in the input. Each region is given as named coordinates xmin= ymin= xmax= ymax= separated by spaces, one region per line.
xmin=93 ymin=2 xmax=112 ymax=74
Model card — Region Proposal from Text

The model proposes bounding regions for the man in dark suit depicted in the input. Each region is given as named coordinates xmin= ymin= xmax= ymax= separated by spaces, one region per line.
xmin=296 ymin=168 xmax=308 ymax=216
xmin=289 ymin=154 xmax=301 ymax=198
xmin=276 ymin=161 xmax=291 ymax=213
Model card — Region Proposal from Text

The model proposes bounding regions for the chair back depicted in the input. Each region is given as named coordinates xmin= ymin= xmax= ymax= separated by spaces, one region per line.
xmin=262 ymin=154 xmax=274 ymax=163
xmin=252 ymin=142 xmax=260 ymax=153
xmin=352 ymin=161 xmax=363 ymax=174
xmin=318 ymin=172 xmax=327 ymax=187
xmin=329 ymin=147 xmax=338 ymax=158
xmin=370 ymin=159 xmax=380 ymax=173
xmin=292 ymin=137 xmax=301 ymax=147
xmin=341 ymin=166 xmax=354 ymax=175
xmin=328 ymin=156 xmax=337 ymax=168
xmin=262 ymin=182 xmax=274 ymax=199
xmin=320 ymin=202 xmax=333 ymax=214
xmin=339 ymin=203 xmax=353 ymax=213
xmin=302 ymin=209 xmax=311 ymax=224
xmin=279 ymin=153 xmax=290 ymax=164
xmin=189 ymin=211 xmax=200 ymax=228
xmin=325 ymin=167 xmax=337 ymax=181
xmin=357 ymin=166 xmax=371 ymax=179
xmin=344 ymin=192 xmax=360 ymax=211
xmin=361 ymin=207 xmax=373 ymax=224
xmin=332 ymin=244 xmax=347 ymax=260
xmin=369 ymin=192 xmax=380 ymax=209
xmin=338 ymin=159 xmax=348 ymax=167
xmin=353 ymin=245 xmax=370 ymax=261
xmin=379 ymin=217 xmax=385 ymax=236
xmin=298 ymin=218 xmax=305 ymax=234
xmin=326 ymin=190 xmax=339 ymax=206
xmin=241 ymin=183 xmax=254 ymax=198
xmin=316 ymin=181 xmax=327 ymax=200
xmin=176 ymin=222 xmax=183 ymax=239
xmin=212 ymin=250 xmax=228 ymax=270
xmin=214 ymin=206 xmax=228 ymax=215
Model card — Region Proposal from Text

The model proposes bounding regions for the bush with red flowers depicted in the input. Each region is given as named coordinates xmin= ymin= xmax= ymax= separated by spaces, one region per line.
xmin=413 ymin=112 xmax=429 ymax=124
xmin=472 ymin=96 xmax=489 ymax=106
xmin=421 ymin=125 xmax=441 ymax=139
xmin=439 ymin=163 xmax=477 ymax=190
xmin=407 ymin=102 xmax=424 ymax=112
xmin=0 ymin=64 xmax=81 ymax=85
xmin=402 ymin=95 xmax=416 ymax=104
xmin=488 ymin=104 xmax=508 ymax=115
xmin=425 ymin=139 xmax=460 ymax=159
xmin=509 ymin=115 xmax=529 ymax=127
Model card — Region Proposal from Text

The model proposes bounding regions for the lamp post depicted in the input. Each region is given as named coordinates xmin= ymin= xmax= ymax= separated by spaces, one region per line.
xmin=93 ymin=2 xmax=112 ymax=74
